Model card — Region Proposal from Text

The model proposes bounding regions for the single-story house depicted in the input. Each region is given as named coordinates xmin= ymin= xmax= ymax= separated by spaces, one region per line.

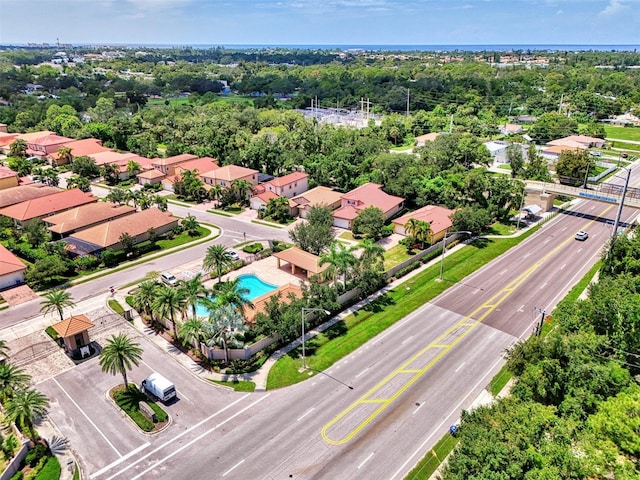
xmin=415 ymin=132 xmax=441 ymax=147
xmin=89 ymin=151 xmax=140 ymax=167
xmin=602 ymin=113 xmax=640 ymax=126
xmin=44 ymin=201 xmax=136 ymax=238
xmin=288 ymin=186 xmax=343 ymax=219
xmin=333 ymin=183 xmax=404 ymax=229
xmin=484 ymin=140 xmax=511 ymax=160
xmin=201 ymin=164 xmax=259 ymax=188
xmin=64 ymin=208 xmax=179 ymax=255
xmin=137 ymin=169 xmax=166 ymax=185
xmin=499 ymin=124 xmax=524 ymax=135
xmin=250 ymin=191 xmax=280 ymax=211
xmin=541 ymin=145 xmax=584 ymax=160
xmin=0 ymin=188 xmax=97 ymax=223
xmin=0 ymin=184 xmax=61 ymax=209
xmin=0 ymin=166 xmax=19 ymax=191
xmin=273 ymin=247 xmax=329 ymax=279
xmin=151 ymin=154 xmax=199 ymax=176
xmin=392 ymin=205 xmax=454 ymax=243
xmin=0 ymin=244 xmax=27 ymax=290
xmin=548 ymin=135 xmax=605 ymax=149
xmin=261 ymin=171 xmax=309 ymax=199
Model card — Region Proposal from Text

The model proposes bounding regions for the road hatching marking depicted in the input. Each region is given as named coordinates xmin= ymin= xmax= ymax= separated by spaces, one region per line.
xmin=320 ymin=209 xmax=610 ymax=445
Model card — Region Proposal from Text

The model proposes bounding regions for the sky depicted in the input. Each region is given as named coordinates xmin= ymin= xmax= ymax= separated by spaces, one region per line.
xmin=0 ymin=0 xmax=639 ymax=47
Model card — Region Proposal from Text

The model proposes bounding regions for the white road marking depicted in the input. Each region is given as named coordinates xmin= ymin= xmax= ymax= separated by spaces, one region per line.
xmin=523 ymin=253 xmax=531 ymax=258
xmin=127 ymin=395 xmax=270 ymax=480
xmin=177 ymin=390 xmax=191 ymax=402
xmin=455 ymin=362 xmax=466 ymax=373
xmin=103 ymin=393 xmax=251 ymax=480
xmin=222 ymin=459 xmax=245 ymax=477
xmin=539 ymin=282 xmax=547 ymax=290
xmin=499 ymin=269 xmax=508 ymax=275
xmin=517 ymin=305 xmax=524 ymax=313
xmin=488 ymin=331 xmax=497 ymax=339
xmin=357 ymin=453 xmax=374 ymax=469
xmin=412 ymin=403 xmax=424 ymax=415
xmin=577 ymin=248 xmax=583 ymax=253
xmin=561 ymin=226 xmax=567 ymax=231
xmin=355 ymin=367 xmax=369 ymax=378
xmin=401 ymin=335 xmax=414 ymax=345
xmin=543 ymin=238 xmax=550 ymax=244
xmin=90 ymin=443 xmax=150 ymax=479
xmin=52 ymin=378 xmax=121 ymax=457
xmin=560 ymin=263 xmax=566 ymax=270
xmin=297 ymin=408 xmax=315 ymax=422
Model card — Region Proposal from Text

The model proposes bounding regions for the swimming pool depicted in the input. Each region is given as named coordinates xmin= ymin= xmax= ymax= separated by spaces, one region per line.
xmin=194 ymin=274 xmax=277 ymax=317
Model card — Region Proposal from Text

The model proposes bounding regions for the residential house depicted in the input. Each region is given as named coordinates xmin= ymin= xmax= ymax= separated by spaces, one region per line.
xmin=542 ymin=145 xmax=585 ymax=160
xmin=137 ymin=169 xmax=166 ymax=186
xmin=261 ymin=172 xmax=308 ymax=199
xmin=162 ymin=157 xmax=219 ymax=192
xmin=151 ymin=154 xmax=198 ymax=176
xmin=547 ymin=135 xmax=605 ymax=149
xmin=0 ymin=131 xmax=54 ymax=157
xmin=0 ymin=166 xmax=19 ymax=190
xmin=89 ymin=151 xmax=140 ymax=167
xmin=0 ymin=188 xmax=97 ymax=224
xmin=44 ymin=202 xmax=136 ymax=238
xmin=499 ymin=124 xmax=524 ymax=135
xmin=50 ymin=138 xmax=111 ymax=165
xmin=201 ymin=164 xmax=259 ymax=188
xmin=392 ymin=205 xmax=454 ymax=243
xmin=63 ymin=208 xmax=179 ymax=256
xmin=415 ymin=132 xmax=441 ymax=147
xmin=0 ymin=184 xmax=61 ymax=209
xmin=288 ymin=186 xmax=343 ymax=219
xmin=27 ymin=134 xmax=74 ymax=156
xmin=332 ymin=183 xmax=404 ymax=229
xmin=250 ymin=190 xmax=280 ymax=211
xmin=484 ymin=140 xmax=511 ymax=162
xmin=0 ymin=244 xmax=27 ymax=290
xmin=602 ymin=113 xmax=640 ymax=126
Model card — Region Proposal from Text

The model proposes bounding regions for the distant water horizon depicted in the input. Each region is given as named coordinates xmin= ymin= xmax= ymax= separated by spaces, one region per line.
xmin=6 ymin=43 xmax=640 ymax=52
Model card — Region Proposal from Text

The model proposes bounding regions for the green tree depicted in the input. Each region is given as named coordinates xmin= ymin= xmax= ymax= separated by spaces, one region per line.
xmin=208 ymin=184 xmax=224 ymax=205
xmin=203 ymin=304 xmax=246 ymax=364
xmin=210 ymin=278 xmax=255 ymax=315
xmin=203 ymin=244 xmax=234 ymax=283
xmin=105 ymin=187 xmax=128 ymax=205
xmin=320 ymin=242 xmax=357 ymax=288
xmin=25 ymin=256 xmax=69 ymax=289
xmin=8 ymin=139 xmax=27 ymax=158
xmin=118 ymin=232 xmax=135 ymax=256
xmin=99 ymin=333 xmax=143 ymax=391
xmin=289 ymin=205 xmax=335 ymax=255
xmin=0 ymin=364 xmax=29 ymax=403
xmin=528 ymin=112 xmax=579 ymax=144
xmin=556 ymin=149 xmax=590 ymax=185
xmin=6 ymin=157 xmax=31 ymax=177
xmin=405 ymin=218 xmax=431 ymax=249
xmin=126 ymin=160 xmax=141 ymax=178
xmin=22 ymin=219 xmax=49 ymax=247
xmin=181 ymin=214 xmax=200 ymax=236
xmin=131 ymin=280 xmax=160 ymax=321
xmin=352 ymin=206 xmax=386 ymax=240
xmin=506 ymin=144 xmax=524 ymax=178
xmin=358 ymin=238 xmax=385 ymax=269
xmin=101 ymin=162 xmax=120 ymax=186
xmin=152 ymin=285 xmax=187 ymax=339
xmin=230 ymin=178 xmax=254 ymax=205
xmin=5 ymin=389 xmax=49 ymax=444
xmin=55 ymin=146 xmax=73 ymax=167
xmin=39 ymin=288 xmax=75 ymax=322
xmin=451 ymin=206 xmax=492 ymax=235
xmin=524 ymin=145 xmax=552 ymax=182
xmin=264 ymin=196 xmax=291 ymax=223
xmin=177 ymin=272 xmax=208 ymax=317
xmin=66 ymin=175 xmax=91 ymax=192
xmin=179 ymin=317 xmax=206 ymax=353
xmin=71 ymin=156 xmax=100 ymax=178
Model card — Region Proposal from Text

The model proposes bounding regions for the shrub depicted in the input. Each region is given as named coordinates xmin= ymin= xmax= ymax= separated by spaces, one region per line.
xmin=25 ymin=444 xmax=47 ymax=468
xmin=242 ymin=243 xmax=264 ymax=254
xmin=32 ymin=455 xmax=60 ymax=480
xmin=393 ymin=261 xmax=422 ymax=279
xmin=73 ymin=255 xmax=100 ymax=272
xmin=9 ymin=471 xmax=23 ymax=480
xmin=381 ymin=224 xmax=394 ymax=237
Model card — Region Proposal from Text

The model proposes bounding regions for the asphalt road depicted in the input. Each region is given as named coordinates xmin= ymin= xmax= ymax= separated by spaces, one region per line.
xmin=37 ymin=188 xmax=639 ymax=480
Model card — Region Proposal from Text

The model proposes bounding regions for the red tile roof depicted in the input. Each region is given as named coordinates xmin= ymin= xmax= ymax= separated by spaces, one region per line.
xmin=267 ymin=171 xmax=308 ymax=188
xmin=273 ymin=247 xmax=328 ymax=275
xmin=29 ymin=134 xmax=73 ymax=147
xmin=253 ymin=191 xmax=279 ymax=203
xmin=137 ymin=169 xmax=166 ymax=180
xmin=334 ymin=183 xmax=404 ymax=219
xmin=15 ymin=131 xmax=55 ymax=143
xmin=44 ymin=202 xmax=136 ymax=235
xmin=89 ymin=151 xmax=140 ymax=166
xmin=174 ymin=157 xmax=218 ymax=174
xmin=0 ymin=244 xmax=26 ymax=276
xmin=55 ymin=138 xmax=111 ymax=158
xmin=52 ymin=315 xmax=95 ymax=338
xmin=201 ymin=164 xmax=258 ymax=182
xmin=0 ymin=185 xmax=61 ymax=208
xmin=151 ymin=153 xmax=198 ymax=168
xmin=0 ymin=189 xmax=97 ymax=221
xmin=0 ymin=166 xmax=18 ymax=180
xmin=392 ymin=205 xmax=454 ymax=235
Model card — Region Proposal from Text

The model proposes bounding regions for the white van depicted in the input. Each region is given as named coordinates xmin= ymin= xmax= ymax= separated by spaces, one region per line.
xmin=141 ymin=372 xmax=176 ymax=403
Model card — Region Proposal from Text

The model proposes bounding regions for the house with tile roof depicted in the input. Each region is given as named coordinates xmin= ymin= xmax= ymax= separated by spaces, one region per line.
xmin=0 ymin=188 xmax=97 ymax=223
xmin=63 ymin=208 xmax=179 ymax=255
xmin=151 ymin=154 xmax=198 ymax=176
xmin=0 ymin=244 xmax=27 ymax=290
xmin=0 ymin=166 xmax=19 ymax=191
xmin=201 ymin=164 xmax=259 ymax=188
xmin=243 ymin=283 xmax=302 ymax=325
xmin=44 ymin=202 xmax=136 ymax=238
xmin=273 ymin=247 xmax=329 ymax=279
xmin=51 ymin=315 xmax=95 ymax=357
xmin=250 ymin=190 xmax=280 ymax=211
xmin=0 ymin=131 xmax=54 ymax=156
xmin=392 ymin=205 xmax=454 ymax=243
xmin=27 ymin=134 xmax=74 ymax=156
xmin=415 ymin=132 xmax=441 ymax=147
xmin=137 ymin=169 xmax=166 ymax=186
xmin=50 ymin=138 xmax=111 ymax=165
xmin=161 ymin=157 xmax=219 ymax=192
xmin=261 ymin=172 xmax=309 ymax=199
xmin=89 ymin=151 xmax=140 ymax=167
xmin=547 ymin=135 xmax=605 ymax=149
xmin=288 ymin=186 xmax=342 ymax=219
xmin=332 ymin=183 xmax=404 ymax=229
xmin=0 ymin=185 xmax=61 ymax=209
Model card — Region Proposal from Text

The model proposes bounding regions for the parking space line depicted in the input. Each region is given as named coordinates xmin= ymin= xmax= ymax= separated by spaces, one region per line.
xmin=90 ymin=443 xmax=150 ymax=479
xmin=52 ymin=378 xmax=122 ymax=457
xmin=222 ymin=459 xmax=245 ymax=477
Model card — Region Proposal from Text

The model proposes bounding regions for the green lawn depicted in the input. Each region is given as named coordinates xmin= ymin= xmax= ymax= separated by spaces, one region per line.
xmin=147 ymin=97 xmax=193 ymax=107
xmin=483 ymin=220 xmax=517 ymax=236
xmin=604 ymin=125 xmax=640 ymax=142
xmin=405 ymin=433 xmax=459 ymax=480
xmin=383 ymin=244 xmax=413 ymax=269
xmin=211 ymin=379 xmax=256 ymax=392
xmin=267 ymin=229 xmax=539 ymax=390
xmin=608 ymin=140 xmax=640 ymax=152
xmin=498 ymin=164 xmax=512 ymax=170
xmin=112 ymin=385 xmax=169 ymax=432
xmin=338 ymin=231 xmax=356 ymax=241
xmin=108 ymin=299 xmax=125 ymax=316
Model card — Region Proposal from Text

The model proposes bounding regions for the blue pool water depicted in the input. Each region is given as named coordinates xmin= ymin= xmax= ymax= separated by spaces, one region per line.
xmin=194 ymin=274 xmax=277 ymax=316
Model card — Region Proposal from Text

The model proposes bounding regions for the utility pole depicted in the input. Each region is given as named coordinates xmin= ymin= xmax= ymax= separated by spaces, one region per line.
xmin=558 ymin=93 xmax=564 ymax=114
xmin=532 ymin=307 xmax=548 ymax=336
xmin=611 ymin=166 xmax=631 ymax=241
xmin=406 ymin=88 xmax=410 ymax=117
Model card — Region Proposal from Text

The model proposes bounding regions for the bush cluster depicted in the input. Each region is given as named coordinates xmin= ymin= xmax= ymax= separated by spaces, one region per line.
xmin=242 ymin=243 xmax=264 ymax=254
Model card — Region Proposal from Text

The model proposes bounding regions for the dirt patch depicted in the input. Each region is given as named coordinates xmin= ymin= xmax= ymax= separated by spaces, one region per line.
xmin=1 ymin=285 xmax=39 ymax=306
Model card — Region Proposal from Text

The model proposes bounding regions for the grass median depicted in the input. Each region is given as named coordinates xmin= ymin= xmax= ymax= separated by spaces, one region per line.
xmin=267 ymin=228 xmax=539 ymax=390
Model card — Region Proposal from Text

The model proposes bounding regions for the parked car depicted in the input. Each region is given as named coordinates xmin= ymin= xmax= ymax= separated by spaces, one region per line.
xmin=575 ymin=230 xmax=589 ymax=241
xmin=228 ymin=250 xmax=240 ymax=261
xmin=160 ymin=272 xmax=178 ymax=286
xmin=590 ymin=151 xmax=602 ymax=157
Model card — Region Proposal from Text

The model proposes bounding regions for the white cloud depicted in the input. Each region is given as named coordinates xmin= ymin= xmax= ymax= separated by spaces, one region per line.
xmin=599 ymin=0 xmax=627 ymax=16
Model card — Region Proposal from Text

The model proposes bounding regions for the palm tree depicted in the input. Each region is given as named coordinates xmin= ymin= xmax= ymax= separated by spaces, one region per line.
xmin=179 ymin=317 xmax=206 ymax=353
xmin=0 ymin=339 xmax=10 ymax=361
xmin=154 ymin=195 xmax=168 ymax=212
xmin=404 ymin=218 xmax=420 ymax=240
xmin=55 ymin=146 xmax=73 ymax=167
xmin=126 ymin=160 xmax=141 ymax=178
xmin=9 ymin=139 xmax=27 ymax=158
xmin=181 ymin=214 xmax=200 ymax=236
xmin=5 ymin=389 xmax=49 ymax=444
xmin=414 ymin=220 xmax=432 ymax=249
xmin=152 ymin=285 xmax=187 ymax=339
xmin=101 ymin=162 xmax=121 ymax=186
xmin=203 ymin=244 xmax=234 ymax=283
xmin=0 ymin=364 xmax=30 ymax=403
xmin=358 ymin=238 xmax=385 ymax=269
xmin=203 ymin=305 xmax=246 ymax=364
xmin=99 ymin=333 xmax=143 ymax=391
xmin=40 ymin=289 xmax=76 ymax=322
xmin=211 ymin=278 xmax=254 ymax=315
xmin=320 ymin=242 xmax=358 ymax=288
xmin=231 ymin=179 xmax=254 ymax=204
xmin=209 ymin=184 xmax=224 ymax=205
xmin=131 ymin=280 xmax=161 ymax=321
xmin=178 ymin=272 xmax=208 ymax=317
xmin=106 ymin=187 xmax=128 ymax=205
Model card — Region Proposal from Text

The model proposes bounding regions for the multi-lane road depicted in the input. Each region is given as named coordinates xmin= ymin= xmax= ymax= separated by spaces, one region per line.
xmin=23 ymin=166 xmax=640 ymax=479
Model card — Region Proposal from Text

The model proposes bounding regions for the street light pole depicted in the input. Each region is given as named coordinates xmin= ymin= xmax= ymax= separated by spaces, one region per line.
xmin=301 ymin=307 xmax=331 ymax=370
xmin=439 ymin=231 xmax=472 ymax=281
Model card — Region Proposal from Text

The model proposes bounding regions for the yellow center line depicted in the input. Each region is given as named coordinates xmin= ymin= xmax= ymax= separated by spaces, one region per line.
xmin=320 ymin=207 xmax=611 ymax=445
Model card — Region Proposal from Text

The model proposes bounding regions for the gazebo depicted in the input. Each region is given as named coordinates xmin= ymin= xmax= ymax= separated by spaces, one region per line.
xmin=51 ymin=314 xmax=95 ymax=359
xmin=273 ymin=247 xmax=328 ymax=279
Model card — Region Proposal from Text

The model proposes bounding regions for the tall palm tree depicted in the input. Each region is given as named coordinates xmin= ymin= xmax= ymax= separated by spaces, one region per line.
xmin=126 ymin=160 xmax=141 ymax=178
xmin=99 ymin=333 xmax=143 ymax=391
xmin=209 ymin=184 xmax=224 ymax=205
xmin=0 ymin=364 xmax=30 ymax=403
xmin=178 ymin=272 xmax=208 ymax=317
xmin=414 ymin=220 xmax=432 ymax=249
xmin=40 ymin=289 xmax=76 ymax=322
xmin=106 ymin=187 xmax=128 ymax=205
xmin=231 ymin=179 xmax=254 ymax=204
xmin=404 ymin=218 xmax=420 ymax=240
xmin=152 ymin=285 xmax=187 ymax=339
xmin=56 ymin=146 xmax=73 ymax=167
xmin=5 ymin=389 xmax=49 ymax=444
xmin=320 ymin=242 xmax=358 ymax=288
xmin=358 ymin=238 xmax=385 ymax=269
xmin=211 ymin=278 xmax=255 ymax=314
xmin=131 ymin=280 xmax=161 ymax=321
xmin=179 ymin=317 xmax=206 ymax=353
xmin=9 ymin=139 xmax=27 ymax=158
xmin=203 ymin=305 xmax=246 ymax=365
xmin=203 ymin=244 xmax=234 ymax=283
